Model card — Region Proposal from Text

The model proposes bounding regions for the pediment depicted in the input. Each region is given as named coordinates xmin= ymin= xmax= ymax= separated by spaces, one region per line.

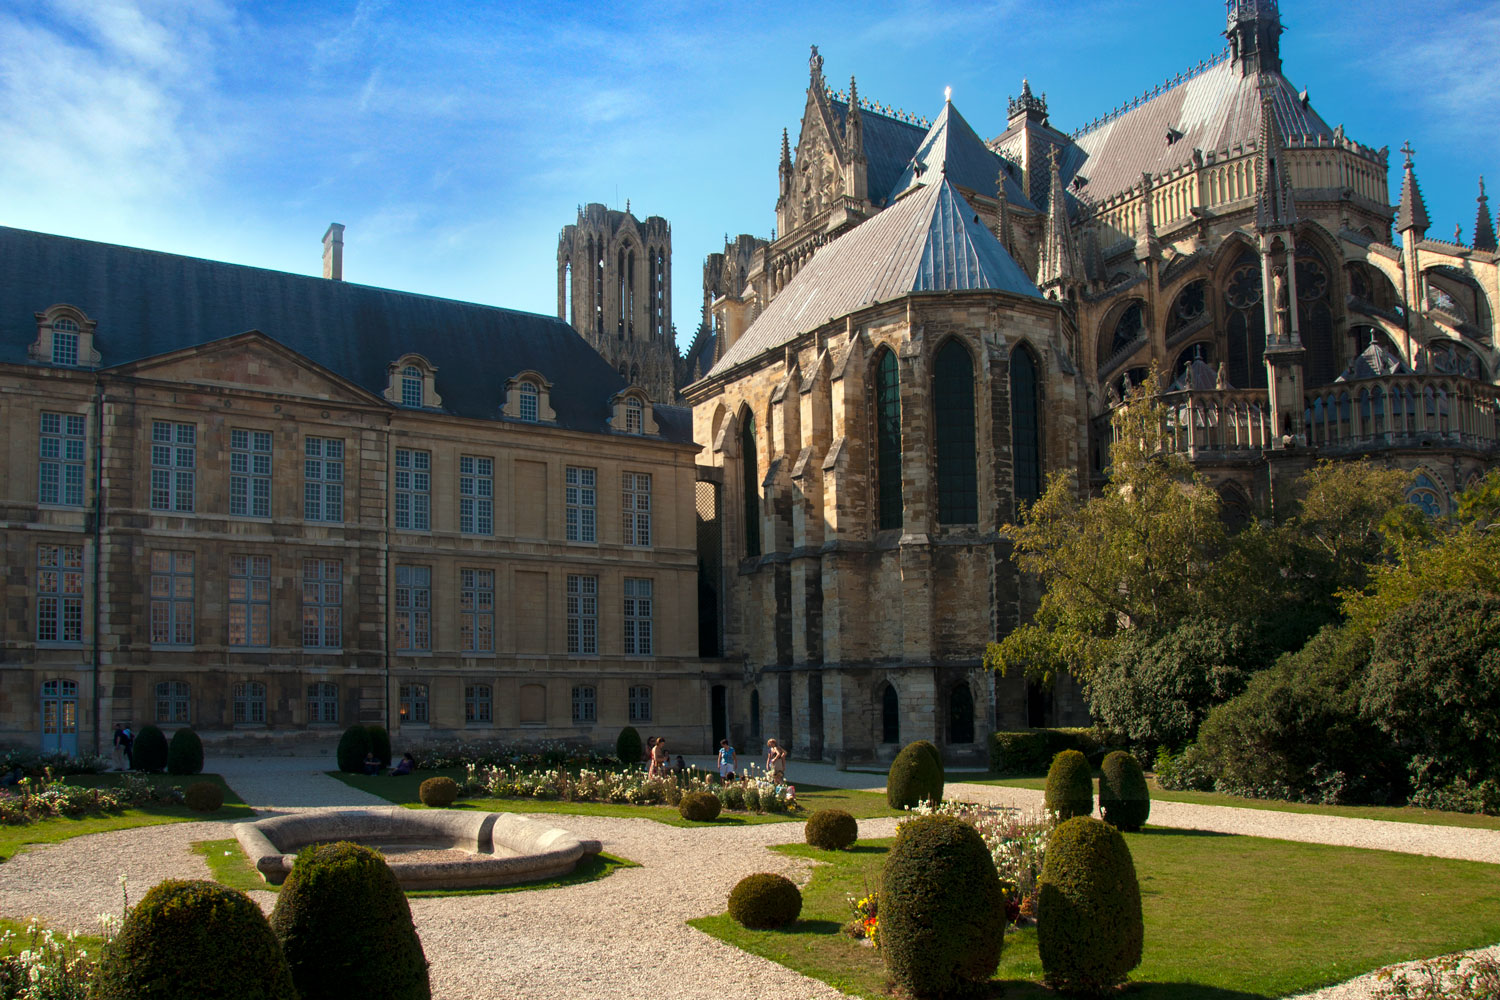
xmin=107 ymin=331 xmax=382 ymax=405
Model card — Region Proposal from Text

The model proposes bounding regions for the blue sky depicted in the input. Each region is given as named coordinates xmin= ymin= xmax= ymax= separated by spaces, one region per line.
xmin=2 ymin=0 xmax=1496 ymax=352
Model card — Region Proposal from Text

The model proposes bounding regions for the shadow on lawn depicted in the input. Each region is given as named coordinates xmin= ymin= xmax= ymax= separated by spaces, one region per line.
xmin=986 ymin=982 xmax=1267 ymax=999
xmin=1134 ymin=826 xmax=1234 ymax=838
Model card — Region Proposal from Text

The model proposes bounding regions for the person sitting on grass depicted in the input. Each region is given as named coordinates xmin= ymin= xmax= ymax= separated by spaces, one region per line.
xmin=363 ymin=751 xmax=381 ymax=776
xmin=390 ymin=752 xmax=415 ymax=777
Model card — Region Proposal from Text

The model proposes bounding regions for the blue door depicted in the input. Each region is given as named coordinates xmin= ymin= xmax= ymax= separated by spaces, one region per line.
xmin=40 ymin=680 xmax=79 ymax=755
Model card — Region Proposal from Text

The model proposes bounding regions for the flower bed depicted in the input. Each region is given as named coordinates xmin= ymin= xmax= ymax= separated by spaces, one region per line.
xmin=413 ymin=739 xmax=620 ymax=771
xmin=904 ymin=800 xmax=1053 ymax=923
xmin=460 ymin=763 xmax=798 ymax=814
xmin=0 ymin=771 xmax=183 ymax=827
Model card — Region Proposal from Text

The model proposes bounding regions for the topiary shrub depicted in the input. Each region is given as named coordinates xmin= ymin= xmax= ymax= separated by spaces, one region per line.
xmin=616 ymin=726 xmax=643 ymax=766
xmin=881 ymin=814 xmax=1004 ymax=997
xmin=418 ymin=776 xmax=459 ymax=808
xmin=804 ymin=809 xmax=858 ymax=850
xmin=1098 ymin=751 xmax=1150 ymax=832
xmin=1045 ymin=749 xmax=1094 ymax=821
xmin=336 ymin=725 xmax=372 ymax=774
xmin=167 ymin=727 xmax=204 ymax=776
xmin=132 ymin=725 xmax=168 ymax=773
xmin=1037 ymin=816 xmax=1143 ymax=994
xmin=678 ymin=790 xmax=722 ymax=822
xmin=92 ymin=879 xmax=295 ymax=1000
xmin=727 ymin=873 xmax=802 ymax=929
xmin=365 ymin=725 xmax=392 ymax=768
xmin=887 ymin=740 xmax=945 ymax=810
xmin=184 ymin=781 xmax=224 ymax=813
xmin=270 ymin=841 xmax=430 ymax=1000
xmin=988 ymin=727 xmax=1105 ymax=773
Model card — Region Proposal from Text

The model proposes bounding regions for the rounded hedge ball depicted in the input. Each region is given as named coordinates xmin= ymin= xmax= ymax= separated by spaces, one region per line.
xmin=728 ymin=873 xmax=802 ymax=929
xmin=804 ymin=808 xmax=858 ymax=850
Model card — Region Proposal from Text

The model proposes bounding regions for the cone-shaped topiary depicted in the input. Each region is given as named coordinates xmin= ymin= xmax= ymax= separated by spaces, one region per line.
xmin=1098 ymin=751 xmax=1151 ymax=832
xmin=167 ymin=727 xmax=204 ymax=776
xmin=132 ymin=725 xmax=168 ymax=773
xmin=679 ymin=791 xmax=722 ymax=822
xmin=418 ymin=776 xmax=459 ymax=807
xmin=887 ymin=740 xmax=945 ymax=809
xmin=1045 ymin=749 xmax=1094 ymax=821
xmin=184 ymin=781 xmax=224 ymax=812
xmin=271 ymin=841 xmax=430 ymax=1000
xmin=1038 ymin=816 xmax=1143 ymax=994
xmin=881 ymin=814 xmax=1004 ymax=997
xmin=727 ymin=873 xmax=802 ymax=929
xmin=616 ymin=726 xmax=643 ymax=765
xmin=336 ymin=724 xmax=372 ymax=774
xmin=92 ymin=879 xmax=295 ymax=1000
xmin=365 ymin=725 xmax=392 ymax=767
xmin=804 ymin=809 xmax=858 ymax=850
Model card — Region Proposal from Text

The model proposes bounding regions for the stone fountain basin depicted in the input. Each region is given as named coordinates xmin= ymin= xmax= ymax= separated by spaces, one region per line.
xmin=233 ymin=807 xmax=603 ymax=890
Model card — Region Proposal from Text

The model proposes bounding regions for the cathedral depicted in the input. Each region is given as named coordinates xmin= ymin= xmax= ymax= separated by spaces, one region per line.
xmin=683 ymin=0 xmax=1499 ymax=763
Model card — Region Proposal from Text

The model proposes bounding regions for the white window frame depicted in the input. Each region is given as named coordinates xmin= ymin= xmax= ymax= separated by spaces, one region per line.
xmin=150 ymin=421 xmax=196 ymax=512
xmin=566 ymin=574 xmax=597 ymax=655
xmin=394 ymin=448 xmax=431 ymax=531
xmin=400 ymin=366 xmax=423 ymax=407
xmin=571 ymin=684 xmax=596 ymax=724
xmin=39 ymin=412 xmax=86 ymax=507
xmin=629 ymin=684 xmax=652 ymax=723
xmin=565 ymin=466 xmax=596 ymax=542
xmin=623 ymin=577 xmax=653 ymax=656
xmin=228 ymin=554 xmax=271 ymax=648
xmin=150 ymin=550 xmax=194 ymax=645
xmin=36 ymin=544 xmax=83 ymax=643
xmin=229 ymin=429 xmax=272 ymax=518
xmin=460 ymin=568 xmax=494 ymax=652
xmin=400 ymin=682 xmax=430 ymax=724
xmin=155 ymin=680 xmax=191 ymax=724
xmin=459 ymin=455 xmax=493 ymax=535
xmin=301 ymin=558 xmax=342 ymax=648
xmin=623 ymin=472 xmax=652 ymax=547
xmin=303 ymin=437 xmax=344 ymax=522
xmin=395 ymin=565 xmax=431 ymax=651
xmin=233 ymin=680 xmax=267 ymax=725
xmin=307 ymin=681 xmax=339 ymax=724
xmin=465 ymin=684 xmax=493 ymax=725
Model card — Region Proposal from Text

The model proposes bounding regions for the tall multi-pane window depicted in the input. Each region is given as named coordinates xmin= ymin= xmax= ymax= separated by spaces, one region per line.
xmin=933 ymin=340 xmax=978 ymax=524
xmin=393 ymin=449 xmax=430 ymax=531
xmin=623 ymin=578 xmax=653 ymax=655
xmin=741 ymin=417 xmax=760 ymax=557
xmin=39 ymin=412 xmax=86 ymax=506
xmin=622 ymin=472 xmax=651 ymax=547
xmin=565 ymin=466 xmax=596 ymax=542
xmin=1010 ymin=345 xmax=1043 ymax=512
xmin=307 ymin=682 xmax=339 ymax=724
xmin=566 ymin=574 xmax=597 ymax=654
xmin=303 ymin=437 xmax=343 ymax=521
xmin=460 ymin=568 xmax=494 ymax=652
xmin=36 ymin=544 xmax=83 ymax=642
xmin=301 ymin=559 xmax=342 ymax=648
xmin=399 ymin=683 xmax=429 ymax=724
xmin=628 ymin=685 xmax=652 ymax=723
xmin=873 ymin=349 xmax=903 ymax=530
xmin=228 ymin=555 xmax=271 ymax=647
xmin=233 ymin=681 xmax=266 ymax=724
xmin=571 ymin=685 xmax=596 ymax=724
xmin=51 ymin=319 xmax=79 ymax=366
xmin=155 ymin=681 xmax=190 ymax=723
xmin=149 ymin=551 xmax=194 ymax=645
xmin=465 ymin=684 xmax=493 ymax=725
xmin=459 ymin=456 xmax=493 ymax=535
xmin=400 ymin=366 xmax=423 ymax=407
xmin=518 ymin=381 xmax=539 ymax=422
xmin=624 ymin=397 xmax=644 ymax=434
xmin=229 ymin=429 xmax=272 ymax=517
xmin=395 ymin=566 xmax=431 ymax=651
xmin=150 ymin=421 xmax=196 ymax=512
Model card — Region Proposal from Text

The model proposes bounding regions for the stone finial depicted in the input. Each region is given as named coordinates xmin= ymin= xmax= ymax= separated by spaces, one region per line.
xmin=809 ymin=44 xmax=823 ymax=84
xmin=322 ymin=223 xmax=344 ymax=281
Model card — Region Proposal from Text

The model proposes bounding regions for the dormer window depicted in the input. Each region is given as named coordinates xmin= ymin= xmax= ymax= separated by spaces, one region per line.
xmin=609 ymin=390 xmax=658 ymax=436
xmin=625 ymin=397 xmax=643 ymax=434
xmin=52 ymin=319 xmax=79 ymax=365
xmin=384 ymin=355 xmax=441 ymax=410
xmin=400 ymin=366 xmax=423 ymax=407
xmin=31 ymin=306 xmax=100 ymax=369
xmin=518 ymin=381 xmax=539 ymax=422
xmin=501 ymin=371 xmax=557 ymax=423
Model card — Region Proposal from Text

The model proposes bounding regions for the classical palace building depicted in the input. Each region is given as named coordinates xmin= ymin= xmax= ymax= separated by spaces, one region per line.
xmin=685 ymin=1 xmax=1499 ymax=763
xmin=0 ymin=224 xmax=731 ymax=755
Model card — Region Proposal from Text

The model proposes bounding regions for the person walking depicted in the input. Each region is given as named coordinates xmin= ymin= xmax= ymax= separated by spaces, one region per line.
xmin=120 ymin=725 xmax=134 ymax=770
xmin=650 ymin=737 xmax=669 ymax=779
xmin=765 ymin=738 xmax=786 ymax=783
xmin=717 ymin=739 xmax=737 ymax=783
xmin=111 ymin=725 xmax=126 ymax=770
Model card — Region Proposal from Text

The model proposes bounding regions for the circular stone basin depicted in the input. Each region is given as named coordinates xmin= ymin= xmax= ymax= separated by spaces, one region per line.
xmin=233 ymin=807 xmax=603 ymax=891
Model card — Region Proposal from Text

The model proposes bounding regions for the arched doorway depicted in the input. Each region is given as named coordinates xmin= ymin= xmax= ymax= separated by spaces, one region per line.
xmin=880 ymin=683 xmax=900 ymax=745
xmin=948 ymin=683 xmax=975 ymax=745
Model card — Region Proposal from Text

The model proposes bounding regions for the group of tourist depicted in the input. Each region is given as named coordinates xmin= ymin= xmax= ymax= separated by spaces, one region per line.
xmin=641 ymin=736 xmax=788 ymax=785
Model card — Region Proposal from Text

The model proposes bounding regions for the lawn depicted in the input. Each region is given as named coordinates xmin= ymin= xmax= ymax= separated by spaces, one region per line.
xmin=0 ymin=773 xmax=253 ymax=862
xmin=691 ymin=831 xmax=1500 ymax=999
xmin=328 ymin=768 xmax=902 ymax=827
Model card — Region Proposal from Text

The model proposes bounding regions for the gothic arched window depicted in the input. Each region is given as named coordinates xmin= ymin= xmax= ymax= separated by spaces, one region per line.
xmin=881 ymin=683 xmax=899 ymax=745
xmin=933 ymin=339 xmax=977 ymax=524
xmin=1010 ymin=344 xmax=1042 ymax=512
xmin=741 ymin=415 xmax=760 ymax=557
xmin=948 ymin=683 xmax=974 ymax=745
xmin=1296 ymin=248 xmax=1337 ymax=388
xmin=1111 ymin=302 xmax=1145 ymax=354
xmin=1407 ymin=472 xmax=1446 ymax=517
xmin=874 ymin=349 xmax=902 ymax=530
xmin=1223 ymin=251 xmax=1267 ymax=389
xmin=1166 ymin=280 xmax=1208 ymax=337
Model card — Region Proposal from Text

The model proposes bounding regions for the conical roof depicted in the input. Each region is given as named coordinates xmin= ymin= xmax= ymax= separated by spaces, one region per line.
xmin=889 ymin=98 xmax=1029 ymax=206
xmin=1336 ymin=343 xmax=1410 ymax=381
xmin=1170 ymin=358 xmax=1220 ymax=391
xmin=1395 ymin=147 xmax=1430 ymax=235
xmin=1474 ymin=177 xmax=1497 ymax=253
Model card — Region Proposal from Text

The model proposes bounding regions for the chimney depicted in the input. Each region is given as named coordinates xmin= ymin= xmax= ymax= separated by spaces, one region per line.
xmin=322 ymin=223 xmax=345 ymax=280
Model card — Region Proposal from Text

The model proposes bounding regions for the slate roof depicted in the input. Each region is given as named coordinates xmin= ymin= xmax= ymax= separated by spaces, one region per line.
xmin=0 ymin=225 xmax=692 ymax=442
xmin=1070 ymin=59 xmax=1334 ymax=201
xmin=1395 ymin=156 xmax=1430 ymax=234
xmin=1336 ymin=344 xmax=1410 ymax=381
xmin=707 ymin=178 xmax=1042 ymax=376
xmin=828 ymin=100 xmax=927 ymax=210
xmin=889 ymin=100 xmax=1031 ymax=207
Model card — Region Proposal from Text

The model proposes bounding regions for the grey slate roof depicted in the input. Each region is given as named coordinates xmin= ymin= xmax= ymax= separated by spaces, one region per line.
xmin=1070 ymin=60 xmax=1334 ymax=202
xmin=707 ymin=178 xmax=1042 ymax=376
xmin=1395 ymin=157 xmax=1430 ymax=234
xmin=0 ymin=225 xmax=692 ymax=442
xmin=828 ymin=100 xmax=926 ymax=210
xmin=889 ymin=100 xmax=1031 ymax=207
xmin=1336 ymin=344 xmax=1410 ymax=381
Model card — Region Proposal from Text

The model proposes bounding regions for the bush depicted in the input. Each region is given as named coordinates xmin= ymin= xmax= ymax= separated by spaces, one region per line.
xmin=727 ymin=873 xmax=802 ymax=928
xmin=132 ymin=725 xmax=168 ymax=773
xmin=1037 ymin=816 xmax=1143 ymax=994
xmin=365 ymin=725 xmax=392 ymax=767
xmin=184 ymin=781 xmax=224 ymax=813
xmin=988 ymin=728 xmax=1102 ymax=773
xmin=616 ymin=726 xmax=643 ymax=765
xmin=887 ymin=741 xmax=944 ymax=810
xmin=418 ymin=776 xmax=459 ymax=807
xmin=1044 ymin=749 xmax=1093 ymax=821
xmin=92 ymin=879 xmax=295 ymax=1000
xmin=270 ymin=841 xmax=430 ymax=1000
xmin=804 ymin=809 xmax=858 ymax=850
xmin=336 ymin=725 xmax=373 ymax=774
xmin=1098 ymin=751 xmax=1150 ymax=831
xmin=678 ymin=790 xmax=722 ymax=822
xmin=167 ymin=727 xmax=204 ymax=776
xmin=881 ymin=814 xmax=1004 ymax=997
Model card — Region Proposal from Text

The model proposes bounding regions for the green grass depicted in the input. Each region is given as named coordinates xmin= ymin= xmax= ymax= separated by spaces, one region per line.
xmin=0 ymin=773 xmax=253 ymax=862
xmin=691 ymin=830 xmax=1500 ymax=999
xmin=327 ymin=769 xmax=902 ymax=827
xmin=0 ymin=918 xmax=104 ymax=957
xmin=191 ymin=837 xmax=637 ymax=898
xmin=963 ymin=774 xmax=1500 ymax=830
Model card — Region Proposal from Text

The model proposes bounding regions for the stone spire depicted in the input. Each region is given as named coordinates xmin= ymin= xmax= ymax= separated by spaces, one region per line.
xmin=843 ymin=76 xmax=868 ymax=202
xmin=1226 ymin=0 xmax=1282 ymax=75
xmin=1254 ymin=81 xmax=1296 ymax=232
xmin=1135 ymin=172 xmax=1159 ymax=261
xmin=994 ymin=163 xmax=1014 ymax=254
xmin=780 ymin=127 xmax=792 ymax=172
xmin=1395 ymin=141 xmax=1430 ymax=239
xmin=1474 ymin=176 xmax=1497 ymax=252
xmin=1037 ymin=146 xmax=1082 ymax=293
xmin=845 ymin=76 xmax=862 ymax=147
